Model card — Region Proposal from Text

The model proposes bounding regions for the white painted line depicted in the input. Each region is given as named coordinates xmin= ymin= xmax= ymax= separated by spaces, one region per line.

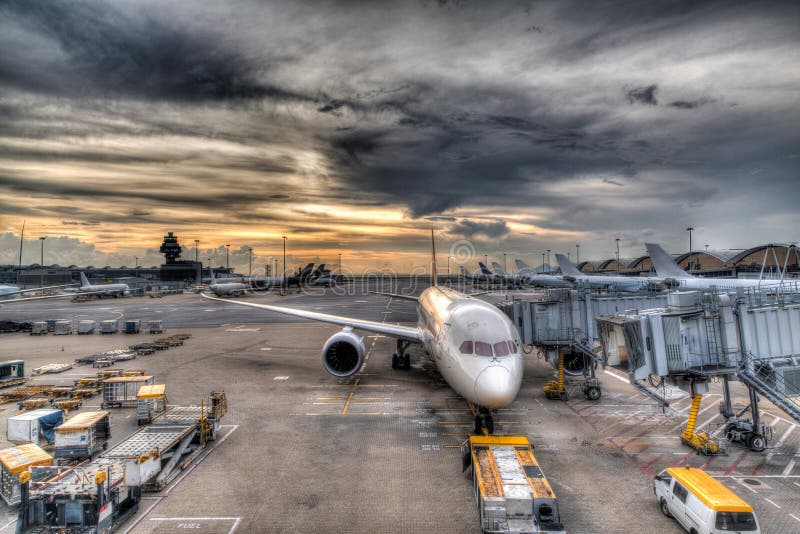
xmin=122 ymin=495 xmax=165 ymax=534
xmin=0 ymin=518 xmax=16 ymax=532
xmin=603 ymin=370 xmax=629 ymax=384
xmin=764 ymin=498 xmax=781 ymax=509
xmin=766 ymin=424 xmax=795 ymax=466
xmin=273 ymin=376 xmax=289 ymax=381
xmin=149 ymin=517 xmax=241 ymax=533
xmin=789 ymin=513 xmax=800 ymax=523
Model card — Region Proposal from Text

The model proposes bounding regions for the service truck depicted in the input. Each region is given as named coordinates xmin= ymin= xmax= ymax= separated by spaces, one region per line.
xmin=462 ymin=435 xmax=565 ymax=534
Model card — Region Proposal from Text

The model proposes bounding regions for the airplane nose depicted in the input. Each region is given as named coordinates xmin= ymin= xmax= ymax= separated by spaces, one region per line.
xmin=474 ymin=366 xmax=519 ymax=409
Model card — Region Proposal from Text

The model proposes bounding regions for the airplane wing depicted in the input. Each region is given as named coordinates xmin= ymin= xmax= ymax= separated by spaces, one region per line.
xmin=368 ymin=290 xmax=419 ymax=302
xmin=201 ymin=293 xmax=423 ymax=342
xmin=1 ymin=283 xmax=78 ymax=297
xmin=0 ymin=291 xmax=108 ymax=304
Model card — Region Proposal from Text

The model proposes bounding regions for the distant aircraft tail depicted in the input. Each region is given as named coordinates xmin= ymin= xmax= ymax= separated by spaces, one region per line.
xmin=209 ymin=268 xmax=216 ymax=283
xmin=80 ymin=272 xmax=90 ymax=287
xmin=430 ymin=229 xmax=438 ymax=287
xmin=554 ymin=254 xmax=582 ymax=277
xmin=478 ymin=262 xmax=494 ymax=275
xmin=491 ymin=262 xmax=508 ymax=276
xmin=645 ymin=243 xmax=692 ymax=278
xmin=515 ymin=259 xmax=530 ymax=271
xmin=459 ymin=265 xmax=469 ymax=276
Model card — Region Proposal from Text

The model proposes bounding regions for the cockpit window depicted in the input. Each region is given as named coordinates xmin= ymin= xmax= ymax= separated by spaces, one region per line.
xmin=508 ymin=340 xmax=517 ymax=353
xmin=474 ymin=341 xmax=493 ymax=357
xmin=459 ymin=341 xmax=473 ymax=354
xmin=493 ymin=341 xmax=509 ymax=357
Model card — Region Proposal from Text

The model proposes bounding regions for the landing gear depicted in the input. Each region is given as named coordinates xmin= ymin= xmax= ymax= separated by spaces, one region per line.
xmin=473 ymin=410 xmax=495 ymax=435
xmin=392 ymin=340 xmax=411 ymax=370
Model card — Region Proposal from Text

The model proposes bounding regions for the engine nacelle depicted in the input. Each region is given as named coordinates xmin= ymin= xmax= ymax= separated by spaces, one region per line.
xmin=321 ymin=327 xmax=366 ymax=377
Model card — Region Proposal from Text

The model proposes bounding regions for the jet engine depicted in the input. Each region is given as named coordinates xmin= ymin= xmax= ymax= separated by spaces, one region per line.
xmin=321 ymin=327 xmax=366 ymax=377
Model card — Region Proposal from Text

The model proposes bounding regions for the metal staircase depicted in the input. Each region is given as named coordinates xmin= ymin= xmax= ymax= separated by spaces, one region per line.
xmin=737 ymin=361 xmax=800 ymax=423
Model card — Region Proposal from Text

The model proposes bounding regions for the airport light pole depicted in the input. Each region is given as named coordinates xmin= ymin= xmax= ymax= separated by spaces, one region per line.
xmin=282 ymin=236 xmax=287 ymax=294
xmin=194 ymin=239 xmax=199 ymax=263
xmin=338 ymin=253 xmax=342 ymax=274
xmin=39 ymin=236 xmax=46 ymax=288
xmin=135 ymin=257 xmax=138 ymax=279
xmin=686 ymin=227 xmax=694 ymax=272
xmin=541 ymin=253 xmax=546 ymax=273
xmin=705 ymin=244 xmax=709 ymax=252
xmin=248 ymin=247 xmax=253 ymax=277
xmin=225 ymin=244 xmax=230 ymax=271
xmin=546 ymin=250 xmax=550 ymax=274
xmin=503 ymin=253 xmax=507 ymax=272
xmin=615 ymin=238 xmax=621 ymax=273
xmin=576 ymin=244 xmax=580 ymax=264
xmin=447 ymin=255 xmax=451 ymax=276
xmin=484 ymin=254 xmax=488 ymax=267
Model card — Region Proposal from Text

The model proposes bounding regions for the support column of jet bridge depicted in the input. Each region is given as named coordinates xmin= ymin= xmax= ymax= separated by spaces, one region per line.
xmin=680 ymin=382 xmax=720 ymax=456
xmin=544 ymin=349 xmax=567 ymax=400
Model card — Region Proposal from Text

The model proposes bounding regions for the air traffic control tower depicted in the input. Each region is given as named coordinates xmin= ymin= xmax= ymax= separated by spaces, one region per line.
xmin=158 ymin=232 xmax=201 ymax=283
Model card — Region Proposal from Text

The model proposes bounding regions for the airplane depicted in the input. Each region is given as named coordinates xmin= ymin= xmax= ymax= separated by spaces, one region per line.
xmin=645 ymin=243 xmax=789 ymax=291
xmin=202 ymin=231 xmax=524 ymax=433
xmin=74 ymin=272 xmax=130 ymax=297
xmin=458 ymin=265 xmax=485 ymax=284
xmin=555 ymin=254 xmax=667 ymax=293
xmin=207 ymin=268 xmax=251 ymax=297
xmin=512 ymin=260 xmax=575 ymax=288
xmin=478 ymin=262 xmax=502 ymax=284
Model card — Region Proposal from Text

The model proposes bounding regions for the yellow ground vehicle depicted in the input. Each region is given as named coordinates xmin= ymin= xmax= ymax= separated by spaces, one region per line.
xmin=462 ymin=435 xmax=565 ymax=534
xmin=654 ymin=466 xmax=760 ymax=533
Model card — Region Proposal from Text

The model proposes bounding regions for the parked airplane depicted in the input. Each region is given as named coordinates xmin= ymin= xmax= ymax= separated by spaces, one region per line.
xmin=207 ymin=269 xmax=250 ymax=297
xmin=555 ymin=254 xmax=665 ymax=293
xmin=478 ymin=262 xmax=502 ymax=284
xmin=513 ymin=260 xmax=575 ymax=288
xmin=0 ymin=283 xmax=76 ymax=299
xmin=646 ymin=243 xmax=789 ymax=291
xmin=458 ymin=265 xmax=484 ymax=284
xmin=203 ymin=232 xmax=523 ymax=433
xmin=73 ymin=272 xmax=130 ymax=297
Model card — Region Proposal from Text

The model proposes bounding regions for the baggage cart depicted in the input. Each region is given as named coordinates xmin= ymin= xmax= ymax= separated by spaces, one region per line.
xmin=7 ymin=409 xmax=64 ymax=445
xmin=77 ymin=320 xmax=97 ymax=334
xmin=148 ymin=320 xmax=163 ymax=334
xmin=124 ymin=320 xmax=141 ymax=334
xmin=0 ymin=444 xmax=53 ymax=505
xmin=53 ymin=320 xmax=72 ymax=335
xmin=54 ymin=410 xmax=111 ymax=460
xmin=137 ymin=384 xmax=167 ymax=425
xmin=29 ymin=322 xmax=47 ymax=335
xmin=99 ymin=319 xmax=118 ymax=334
xmin=101 ymin=375 xmax=154 ymax=408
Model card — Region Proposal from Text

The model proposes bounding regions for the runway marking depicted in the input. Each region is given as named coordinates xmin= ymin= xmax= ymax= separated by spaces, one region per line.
xmin=148 ymin=517 xmax=241 ymax=533
xmin=273 ymin=376 xmax=289 ymax=381
xmin=164 ymin=425 xmax=238 ymax=494
xmin=0 ymin=518 xmax=16 ymax=532
xmin=764 ymin=498 xmax=781 ymax=509
xmin=789 ymin=513 xmax=800 ymax=523
xmin=603 ymin=369 xmax=629 ymax=384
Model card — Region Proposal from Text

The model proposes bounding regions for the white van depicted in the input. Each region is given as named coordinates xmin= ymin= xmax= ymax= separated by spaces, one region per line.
xmin=653 ymin=467 xmax=759 ymax=533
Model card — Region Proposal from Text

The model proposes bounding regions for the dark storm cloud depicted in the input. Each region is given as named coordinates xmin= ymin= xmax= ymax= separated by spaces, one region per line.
xmin=450 ymin=219 xmax=510 ymax=239
xmin=0 ymin=0 xmax=798 ymax=260
xmin=626 ymin=85 xmax=659 ymax=105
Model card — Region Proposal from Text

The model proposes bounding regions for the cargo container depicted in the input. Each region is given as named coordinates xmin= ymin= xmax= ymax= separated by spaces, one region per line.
xmin=0 ymin=360 xmax=24 ymax=382
xmin=54 ymin=411 xmax=111 ymax=460
xmin=45 ymin=320 xmax=57 ymax=333
xmin=29 ymin=322 xmax=47 ymax=335
xmin=137 ymin=385 xmax=167 ymax=425
xmin=52 ymin=320 xmax=72 ymax=335
xmin=99 ymin=319 xmax=118 ymax=334
xmin=462 ymin=435 xmax=565 ymax=534
xmin=7 ymin=409 xmax=64 ymax=446
xmin=147 ymin=320 xmax=163 ymax=334
xmin=124 ymin=320 xmax=141 ymax=334
xmin=0 ymin=444 xmax=53 ymax=505
xmin=77 ymin=320 xmax=97 ymax=334
xmin=101 ymin=375 xmax=154 ymax=408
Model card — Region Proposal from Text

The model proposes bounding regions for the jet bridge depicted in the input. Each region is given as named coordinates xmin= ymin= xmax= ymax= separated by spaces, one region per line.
xmin=498 ymin=288 xmax=669 ymax=400
xmin=597 ymin=289 xmax=800 ymax=453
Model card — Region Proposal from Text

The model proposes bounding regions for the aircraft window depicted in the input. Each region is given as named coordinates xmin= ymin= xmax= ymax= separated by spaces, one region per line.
xmin=475 ymin=342 xmax=492 ymax=357
xmin=459 ymin=341 xmax=473 ymax=354
xmin=507 ymin=340 xmax=517 ymax=353
xmin=493 ymin=341 xmax=509 ymax=357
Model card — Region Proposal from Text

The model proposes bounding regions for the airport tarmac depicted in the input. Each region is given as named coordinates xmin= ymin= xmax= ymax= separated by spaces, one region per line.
xmin=0 ymin=290 xmax=798 ymax=533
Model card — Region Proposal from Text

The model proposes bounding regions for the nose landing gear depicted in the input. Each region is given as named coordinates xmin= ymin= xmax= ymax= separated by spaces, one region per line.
xmin=391 ymin=340 xmax=412 ymax=370
xmin=470 ymin=405 xmax=495 ymax=435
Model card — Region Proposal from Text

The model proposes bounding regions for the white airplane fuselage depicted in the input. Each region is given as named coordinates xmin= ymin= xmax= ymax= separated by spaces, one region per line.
xmin=80 ymin=283 xmax=130 ymax=296
xmin=416 ymin=286 xmax=523 ymax=409
xmin=209 ymin=282 xmax=249 ymax=296
xmin=673 ymin=277 xmax=787 ymax=291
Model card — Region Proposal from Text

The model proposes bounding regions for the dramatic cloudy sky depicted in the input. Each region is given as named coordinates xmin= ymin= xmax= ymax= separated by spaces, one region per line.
xmin=0 ymin=0 xmax=797 ymax=272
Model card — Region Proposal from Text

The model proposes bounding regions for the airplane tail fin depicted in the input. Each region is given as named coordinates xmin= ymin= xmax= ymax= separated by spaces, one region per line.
xmin=430 ymin=229 xmax=438 ymax=287
xmin=515 ymin=259 xmax=530 ymax=271
xmin=491 ymin=262 xmax=507 ymax=275
xmin=209 ymin=268 xmax=216 ymax=283
xmin=555 ymin=254 xmax=582 ymax=277
xmin=478 ymin=262 xmax=493 ymax=275
xmin=80 ymin=272 xmax=90 ymax=287
xmin=459 ymin=265 xmax=468 ymax=275
xmin=645 ymin=243 xmax=691 ymax=278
